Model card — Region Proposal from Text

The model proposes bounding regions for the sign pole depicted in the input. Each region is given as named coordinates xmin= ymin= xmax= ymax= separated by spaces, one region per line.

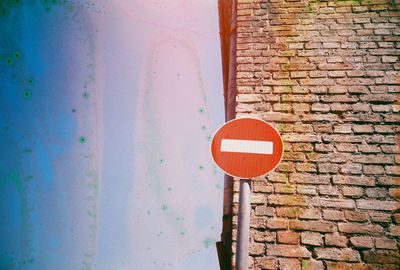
xmin=210 ymin=118 xmax=283 ymax=270
xmin=235 ymin=178 xmax=251 ymax=270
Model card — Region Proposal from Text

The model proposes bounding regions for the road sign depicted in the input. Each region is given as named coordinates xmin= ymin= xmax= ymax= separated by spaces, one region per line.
xmin=211 ymin=118 xmax=283 ymax=179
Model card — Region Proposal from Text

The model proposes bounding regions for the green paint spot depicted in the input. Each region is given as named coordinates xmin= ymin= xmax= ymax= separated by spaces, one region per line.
xmin=147 ymin=210 xmax=151 ymax=215
xmin=1 ymin=9 xmax=8 ymax=17
xmin=213 ymin=170 xmax=217 ymax=174
xmin=72 ymin=109 xmax=76 ymax=113
xmin=203 ymin=239 xmax=211 ymax=248
xmin=89 ymin=183 xmax=98 ymax=190
xmin=216 ymin=184 xmax=221 ymax=189
xmin=162 ymin=204 xmax=168 ymax=211
xmin=24 ymin=175 xmax=33 ymax=181
xmin=27 ymin=77 xmax=35 ymax=86
xmin=176 ymin=217 xmax=180 ymax=221
xmin=23 ymin=90 xmax=32 ymax=99
xmin=180 ymin=232 xmax=185 ymax=235
xmin=14 ymin=52 xmax=22 ymax=60
xmin=82 ymin=92 xmax=89 ymax=99
xmin=207 ymin=135 xmax=212 ymax=141
xmin=199 ymin=165 xmax=204 ymax=170
xmin=23 ymin=148 xmax=31 ymax=153
xmin=160 ymin=158 xmax=164 ymax=163
xmin=79 ymin=136 xmax=86 ymax=143
xmin=199 ymin=108 xmax=204 ymax=113
xmin=201 ymin=125 xmax=206 ymax=131
xmin=168 ymin=187 xmax=171 ymax=191
xmin=302 ymin=261 xmax=310 ymax=267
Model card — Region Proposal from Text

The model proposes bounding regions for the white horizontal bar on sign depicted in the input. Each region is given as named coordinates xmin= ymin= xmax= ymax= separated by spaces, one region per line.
xmin=220 ymin=139 xmax=273 ymax=155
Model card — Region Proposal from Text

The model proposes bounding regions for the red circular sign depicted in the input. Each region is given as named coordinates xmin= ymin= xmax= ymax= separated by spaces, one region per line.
xmin=211 ymin=118 xmax=283 ymax=178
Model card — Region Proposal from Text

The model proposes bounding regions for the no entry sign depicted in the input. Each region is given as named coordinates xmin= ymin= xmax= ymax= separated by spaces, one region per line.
xmin=211 ymin=118 xmax=283 ymax=179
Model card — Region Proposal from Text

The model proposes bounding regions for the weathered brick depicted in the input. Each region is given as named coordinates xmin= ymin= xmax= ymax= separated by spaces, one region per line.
xmin=253 ymin=182 xmax=274 ymax=193
xmin=338 ymin=223 xmax=384 ymax=235
xmin=357 ymin=199 xmax=400 ymax=211
xmin=301 ymin=232 xmax=323 ymax=246
xmin=266 ymin=244 xmax=311 ymax=258
xmin=268 ymin=195 xmax=309 ymax=206
xmin=319 ymin=185 xmax=340 ymax=196
xmin=290 ymin=220 xmax=335 ymax=233
xmin=290 ymin=173 xmax=331 ymax=185
xmin=333 ymin=124 xmax=352 ymax=134
xmin=365 ymin=188 xmax=388 ymax=198
xmin=325 ymin=233 xmax=348 ymax=248
xmin=249 ymin=242 xmax=265 ymax=255
xmin=251 ymin=194 xmax=267 ymax=204
xmin=328 ymin=104 xmax=349 ymax=113
xmin=369 ymin=211 xmax=392 ymax=223
xmin=301 ymin=260 xmax=324 ymax=270
xmin=389 ymin=188 xmax=400 ymax=199
xmin=314 ymin=248 xmax=360 ymax=262
xmin=311 ymin=198 xmax=355 ymax=209
xmin=344 ymin=210 xmax=367 ymax=222
xmin=332 ymin=175 xmax=375 ymax=186
xmin=339 ymin=162 xmax=362 ymax=175
xmin=352 ymin=125 xmax=374 ymax=134
xmin=389 ymin=225 xmax=400 ymax=236
xmin=255 ymin=205 xmax=274 ymax=216
xmin=363 ymin=250 xmax=400 ymax=264
xmin=342 ymin=186 xmax=364 ymax=198
xmin=318 ymin=163 xmax=339 ymax=173
xmin=297 ymin=185 xmax=317 ymax=195
xmin=350 ymin=236 xmax=374 ymax=249
xmin=279 ymin=258 xmax=301 ymax=270
xmin=274 ymin=183 xmax=296 ymax=194
xmin=267 ymin=219 xmax=288 ymax=230
xmin=298 ymin=208 xmax=321 ymax=220
xmin=335 ymin=143 xmax=357 ymax=153
xmin=375 ymin=238 xmax=398 ymax=250
xmin=256 ymin=257 xmax=277 ymax=270
xmin=362 ymin=165 xmax=385 ymax=175
xmin=323 ymin=210 xmax=345 ymax=221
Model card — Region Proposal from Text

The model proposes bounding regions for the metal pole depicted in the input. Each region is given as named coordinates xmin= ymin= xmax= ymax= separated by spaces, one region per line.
xmin=235 ymin=179 xmax=251 ymax=270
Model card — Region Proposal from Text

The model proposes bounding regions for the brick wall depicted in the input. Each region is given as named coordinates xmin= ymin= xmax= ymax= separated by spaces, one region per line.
xmin=232 ymin=0 xmax=400 ymax=269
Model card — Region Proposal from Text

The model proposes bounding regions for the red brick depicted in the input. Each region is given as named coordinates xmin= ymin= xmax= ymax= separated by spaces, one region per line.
xmin=278 ymin=231 xmax=300 ymax=244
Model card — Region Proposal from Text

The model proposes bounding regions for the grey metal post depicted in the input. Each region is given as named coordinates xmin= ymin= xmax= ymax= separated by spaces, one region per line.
xmin=235 ymin=179 xmax=251 ymax=270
